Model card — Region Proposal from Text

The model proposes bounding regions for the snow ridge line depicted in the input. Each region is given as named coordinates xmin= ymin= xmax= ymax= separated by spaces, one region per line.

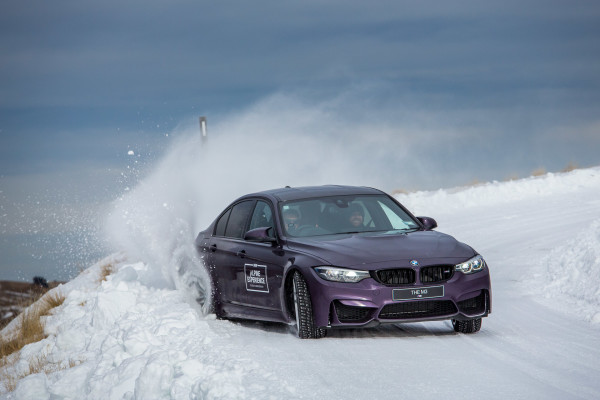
xmin=395 ymin=166 xmax=600 ymax=215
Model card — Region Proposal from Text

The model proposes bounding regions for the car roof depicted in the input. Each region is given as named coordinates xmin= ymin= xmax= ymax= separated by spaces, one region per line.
xmin=246 ymin=185 xmax=384 ymax=202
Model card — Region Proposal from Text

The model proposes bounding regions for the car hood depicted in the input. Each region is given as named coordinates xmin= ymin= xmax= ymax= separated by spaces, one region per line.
xmin=286 ymin=230 xmax=475 ymax=269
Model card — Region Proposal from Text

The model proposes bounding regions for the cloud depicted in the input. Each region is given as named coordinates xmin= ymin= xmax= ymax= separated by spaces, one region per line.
xmin=2 ymin=0 xmax=599 ymax=111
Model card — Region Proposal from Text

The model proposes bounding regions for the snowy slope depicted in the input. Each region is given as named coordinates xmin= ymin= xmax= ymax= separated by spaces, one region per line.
xmin=2 ymin=167 xmax=600 ymax=399
xmin=396 ymin=167 xmax=600 ymax=324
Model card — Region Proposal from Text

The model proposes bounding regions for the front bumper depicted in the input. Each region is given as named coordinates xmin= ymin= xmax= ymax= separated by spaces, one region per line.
xmin=304 ymin=266 xmax=492 ymax=328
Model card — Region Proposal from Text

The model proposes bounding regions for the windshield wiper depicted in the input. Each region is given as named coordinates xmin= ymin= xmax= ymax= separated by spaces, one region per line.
xmin=337 ymin=229 xmax=387 ymax=235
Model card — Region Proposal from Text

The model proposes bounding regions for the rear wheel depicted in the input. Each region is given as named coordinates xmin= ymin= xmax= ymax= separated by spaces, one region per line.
xmin=452 ymin=318 xmax=482 ymax=333
xmin=292 ymin=271 xmax=327 ymax=339
xmin=191 ymin=263 xmax=223 ymax=318
xmin=195 ymin=281 xmax=211 ymax=312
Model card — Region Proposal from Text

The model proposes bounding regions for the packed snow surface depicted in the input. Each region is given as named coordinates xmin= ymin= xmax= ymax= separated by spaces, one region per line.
xmin=2 ymin=167 xmax=600 ymax=399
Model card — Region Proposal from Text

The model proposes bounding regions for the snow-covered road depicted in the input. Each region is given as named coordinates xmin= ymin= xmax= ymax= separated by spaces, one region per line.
xmin=230 ymin=171 xmax=600 ymax=400
xmin=2 ymin=168 xmax=600 ymax=399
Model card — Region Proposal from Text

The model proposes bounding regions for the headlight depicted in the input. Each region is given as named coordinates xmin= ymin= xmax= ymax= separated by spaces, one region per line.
xmin=455 ymin=255 xmax=486 ymax=274
xmin=314 ymin=266 xmax=370 ymax=283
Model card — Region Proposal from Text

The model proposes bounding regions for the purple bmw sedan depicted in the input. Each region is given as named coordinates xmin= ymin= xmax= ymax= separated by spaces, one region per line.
xmin=195 ymin=185 xmax=491 ymax=339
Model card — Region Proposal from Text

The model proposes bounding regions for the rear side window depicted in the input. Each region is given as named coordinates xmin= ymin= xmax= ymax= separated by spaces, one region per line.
xmin=224 ymin=200 xmax=255 ymax=239
xmin=214 ymin=208 xmax=231 ymax=236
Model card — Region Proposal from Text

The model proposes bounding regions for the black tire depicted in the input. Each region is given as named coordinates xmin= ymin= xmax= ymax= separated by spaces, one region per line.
xmin=292 ymin=271 xmax=327 ymax=339
xmin=192 ymin=266 xmax=222 ymax=318
xmin=195 ymin=281 xmax=210 ymax=311
xmin=452 ymin=318 xmax=482 ymax=334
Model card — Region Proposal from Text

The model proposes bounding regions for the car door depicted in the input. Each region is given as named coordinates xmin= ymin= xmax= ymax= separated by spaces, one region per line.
xmin=241 ymin=200 xmax=287 ymax=311
xmin=209 ymin=200 xmax=256 ymax=307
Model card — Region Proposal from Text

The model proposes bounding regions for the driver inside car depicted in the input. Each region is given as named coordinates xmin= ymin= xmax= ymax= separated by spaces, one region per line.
xmin=347 ymin=204 xmax=366 ymax=231
xmin=283 ymin=209 xmax=301 ymax=234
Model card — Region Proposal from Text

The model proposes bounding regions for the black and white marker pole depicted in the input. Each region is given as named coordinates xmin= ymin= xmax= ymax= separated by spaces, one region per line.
xmin=199 ymin=116 xmax=207 ymax=143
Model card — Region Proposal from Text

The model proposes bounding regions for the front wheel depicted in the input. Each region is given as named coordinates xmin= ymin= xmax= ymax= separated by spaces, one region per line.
xmin=452 ymin=318 xmax=482 ymax=334
xmin=292 ymin=272 xmax=327 ymax=339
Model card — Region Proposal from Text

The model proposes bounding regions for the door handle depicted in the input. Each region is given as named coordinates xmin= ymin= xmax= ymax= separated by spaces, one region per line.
xmin=236 ymin=250 xmax=246 ymax=258
xmin=210 ymin=244 xmax=217 ymax=252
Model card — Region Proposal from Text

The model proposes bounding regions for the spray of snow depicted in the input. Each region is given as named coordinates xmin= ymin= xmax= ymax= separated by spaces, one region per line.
xmin=103 ymin=93 xmax=447 ymax=307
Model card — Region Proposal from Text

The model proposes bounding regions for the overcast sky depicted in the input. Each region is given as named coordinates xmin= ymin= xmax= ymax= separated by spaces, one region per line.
xmin=2 ymin=0 xmax=599 ymax=176
xmin=1 ymin=0 xmax=600 ymax=280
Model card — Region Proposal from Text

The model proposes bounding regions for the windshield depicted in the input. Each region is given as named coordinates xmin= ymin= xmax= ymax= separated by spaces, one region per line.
xmin=279 ymin=194 xmax=420 ymax=237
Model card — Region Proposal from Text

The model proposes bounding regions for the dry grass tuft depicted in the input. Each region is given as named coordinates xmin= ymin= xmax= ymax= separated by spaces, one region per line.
xmin=531 ymin=167 xmax=547 ymax=177
xmin=1 ymin=369 xmax=17 ymax=392
xmin=27 ymin=353 xmax=50 ymax=375
xmin=0 ymin=352 xmax=79 ymax=392
xmin=40 ymin=291 xmax=66 ymax=316
xmin=1 ymin=310 xmax=45 ymax=361
xmin=98 ymin=262 xmax=116 ymax=283
xmin=561 ymin=162 xmax=578 ymax=173
xmin=68 ymin=358 xmax=81 ymax=368
xmin=1 ymin=291 xmax=65 ymax=360
xmin=391 ymin=188 xmax=410 ymax=195
xmin=0 ymin=291 xmax=67 ymax=392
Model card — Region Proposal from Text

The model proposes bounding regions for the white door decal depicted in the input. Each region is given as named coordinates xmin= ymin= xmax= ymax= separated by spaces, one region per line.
xmin=244 ymin=264 xmax=269 ymax=293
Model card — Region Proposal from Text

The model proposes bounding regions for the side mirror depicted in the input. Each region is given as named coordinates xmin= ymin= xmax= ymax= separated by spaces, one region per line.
xmin=244 ymin=227 xmax=278 ymax=244
xmin=417 ymin=216 xmax=437 ymax=231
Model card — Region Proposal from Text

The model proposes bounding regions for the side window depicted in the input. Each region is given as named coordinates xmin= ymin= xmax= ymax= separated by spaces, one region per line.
xmin=214 ymin=208 xmax=231 ymax=236
xmin=249 ymin=200 xmax=275 ymax=236
xmin=224 ymin=200 xmax=255 ymax=239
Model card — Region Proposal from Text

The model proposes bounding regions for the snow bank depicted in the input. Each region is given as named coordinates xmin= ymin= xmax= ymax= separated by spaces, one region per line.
xmin=1 ymin=255 xmax=293 ymax=399
xmin=395 ymin=166 xmax=600 ymax=216
xmin=394 ymin=166 xmax=600 ymax=326
xmin=528 ymin=219 xmax=600 ymax=324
